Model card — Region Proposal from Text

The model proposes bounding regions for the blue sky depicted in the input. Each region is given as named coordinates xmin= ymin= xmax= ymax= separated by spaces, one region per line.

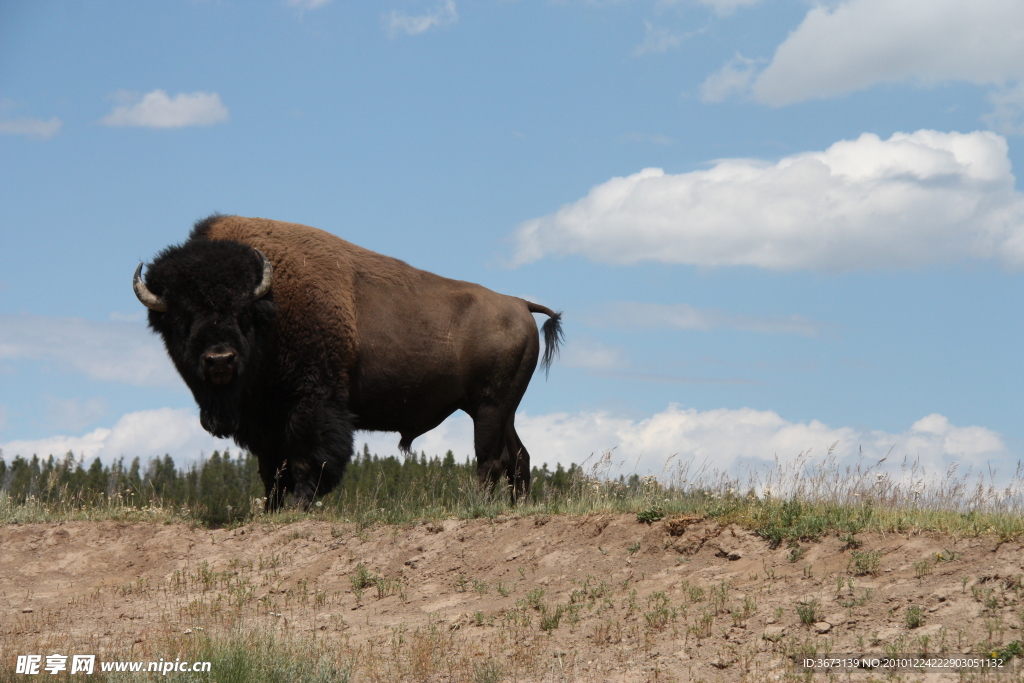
xmin=3 ymin=0 xmax=1024 ymax=480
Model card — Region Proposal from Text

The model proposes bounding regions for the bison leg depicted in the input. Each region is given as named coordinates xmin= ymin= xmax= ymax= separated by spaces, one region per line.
xmin=473 ymin=407 xmax=509 ymax=495
xmin=285 ymin=401 xmax=352 ymax=510
xmin=505 ymin=420 xmax=530 ymax=501
xmin=258 ymin=457 xmax=290 ymax=512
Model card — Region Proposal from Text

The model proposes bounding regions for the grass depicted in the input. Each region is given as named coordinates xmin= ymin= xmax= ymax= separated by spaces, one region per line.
xmin=8 ymin=448 xmax=1024 ymax=548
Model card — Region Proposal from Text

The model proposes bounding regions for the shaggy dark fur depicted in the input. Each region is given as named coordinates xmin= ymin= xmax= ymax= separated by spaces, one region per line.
xmin=139 ymin=215 xmax=563 ymax=509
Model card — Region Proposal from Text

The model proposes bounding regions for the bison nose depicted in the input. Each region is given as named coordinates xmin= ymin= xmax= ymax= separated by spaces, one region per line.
xmin=202 ymin=349 xmax=238 ymax=385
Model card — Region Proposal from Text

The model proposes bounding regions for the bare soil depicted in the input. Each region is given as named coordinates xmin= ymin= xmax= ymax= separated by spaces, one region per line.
xmin=3 ymin=514 xmax=1024 ymax=681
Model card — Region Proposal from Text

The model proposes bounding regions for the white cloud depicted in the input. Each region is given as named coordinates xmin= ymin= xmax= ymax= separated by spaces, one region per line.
xmin=0 ymin=116 xmax=62 ymax=140
xmin=9 ymin=404 xmax=1008 ymax=482
xmin=633 ymin=21 xmax=684 ymax=57
xmin=383 ymin=0 xmax=457 ymax=38
xmin=512 ymin=129 xmax=1024 ymax=271
xmin=0 ymin=315 xmax=180 ymax=387
xmin=44 ymin=396 xmax=108 ymax=433
xmin=287 ymin=0 xmax=333 ymax=9
xmin=1 ymin=408 xmax=233 ymax=465
xmin=621 ymin=132 xmax=674 ymax=146
xmin=692 ymin=0 xmax=761 ymax=16
xmin=358 ymin=405 xmax=1011 ymax=480
xmin=983 ymin=83 xmax=1024 ymax=136
xmin=699 ymin=54 xmax=760 ymax=103
xmin=590 ymin=302 xmax=827 ymax=336
xmin=561 ymin=338 xmax=628 ymax=371
xmin=100 ymin=90 xmax=229 ymax=128
xmin=740 ymin=0 xmax=1024 ymax=106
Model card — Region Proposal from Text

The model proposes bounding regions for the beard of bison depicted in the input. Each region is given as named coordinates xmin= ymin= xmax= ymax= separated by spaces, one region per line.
xmin=141 ymin=240 xmax=351 ymax=510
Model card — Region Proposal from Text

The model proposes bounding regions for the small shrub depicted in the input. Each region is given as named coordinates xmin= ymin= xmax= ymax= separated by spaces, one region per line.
xmin=849 ymin=550 xmax=881 ymax=576
xmin=787 ymin=543 xmax=807 ymax=563
xmin=522 ymin=588 xmax=545 ymax=610
xmin=539 ymin=604 xmax=564 ymax=632
xmin=688 ymin=611 xmax=714 ymax=639
xmin=797 ymin=599 xmax=819 ymax=626
xmin=473 ymin=660 xmax=504 ymax=683
xmin=992 ymin=640 xmax=1024 ymax=663
xmin=839 ymin=533 xmax=862 ymax=549
xmin=644 ymin=592 xmax=675 ymax=631
xmin=637 ymin=506 xmax=664 ymax=524
xmin=906 ymin=605 xmax=924 ymax=629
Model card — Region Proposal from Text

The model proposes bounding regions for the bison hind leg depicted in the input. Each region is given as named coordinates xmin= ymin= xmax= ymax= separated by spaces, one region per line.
xmin=472 ymin=407 xmax=522 ymax=500
xmin=505 ymin=421 xmax=530 ymax=502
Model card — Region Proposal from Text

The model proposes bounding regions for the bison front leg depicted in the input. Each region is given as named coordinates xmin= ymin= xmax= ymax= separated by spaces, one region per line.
xmin=258 ymin=458 xmax=290 ymax=512
xmin=284 ymin=399 xmax=353 ymax=509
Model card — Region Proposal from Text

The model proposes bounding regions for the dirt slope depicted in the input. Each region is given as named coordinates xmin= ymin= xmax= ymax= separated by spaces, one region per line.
xmin=3 ymin=514 xmax=1024 ymax=681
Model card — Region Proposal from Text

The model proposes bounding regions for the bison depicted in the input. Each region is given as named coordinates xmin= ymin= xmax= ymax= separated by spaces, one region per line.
xmin=133 ymin=215 xmax=562 ymax=509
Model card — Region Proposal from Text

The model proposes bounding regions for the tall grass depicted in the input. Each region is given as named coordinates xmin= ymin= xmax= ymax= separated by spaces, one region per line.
xmin=4 ymin=443 xmax=1024 ymax=542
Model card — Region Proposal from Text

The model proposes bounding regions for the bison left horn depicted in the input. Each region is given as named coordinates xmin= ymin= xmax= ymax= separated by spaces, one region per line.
xmin=133 ymin=263 xmax=168 ymax=312
xmin=252 ymin=249 xmax=273 ymax=300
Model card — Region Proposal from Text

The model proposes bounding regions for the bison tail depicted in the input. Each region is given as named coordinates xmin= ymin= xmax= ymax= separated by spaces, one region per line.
xmin=527 ymin=302 xmax=564 ymax=378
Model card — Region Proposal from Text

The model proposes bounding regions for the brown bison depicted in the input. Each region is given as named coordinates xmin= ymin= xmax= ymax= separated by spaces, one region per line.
xmin=133 ymin=215 xmax=562 ymax=509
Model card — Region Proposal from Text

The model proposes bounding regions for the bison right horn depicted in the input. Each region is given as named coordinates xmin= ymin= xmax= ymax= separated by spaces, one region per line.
xmin=133 ymin=263 xmax=168 ymax=312
xmin=252 ymin=249 xmax=274 ymax=300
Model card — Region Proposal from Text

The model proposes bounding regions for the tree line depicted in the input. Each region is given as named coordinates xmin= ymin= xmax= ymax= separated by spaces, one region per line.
xmin=0 ymin=445 xmax=596 ymax=525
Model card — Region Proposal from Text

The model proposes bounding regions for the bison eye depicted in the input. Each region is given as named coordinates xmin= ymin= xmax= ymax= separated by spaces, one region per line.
xmin=171 ymin=309 xmax=193 ymax=332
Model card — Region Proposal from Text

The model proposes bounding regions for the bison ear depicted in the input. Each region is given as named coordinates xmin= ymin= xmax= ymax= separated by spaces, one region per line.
xmin=252 ymin=250 xmax=273 ymax=301
xmin=133 ymin=263 xmax=168 ymax=312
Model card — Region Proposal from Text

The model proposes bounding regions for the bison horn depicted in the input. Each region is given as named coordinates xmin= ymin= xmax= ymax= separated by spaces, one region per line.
xmin=252 ymin=249 xmax=274 ymax=300
xmin=133 ymin=263 xmax=168 ymax=312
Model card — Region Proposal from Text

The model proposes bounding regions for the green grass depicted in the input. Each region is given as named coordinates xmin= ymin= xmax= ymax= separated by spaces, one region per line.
xmin=6 ymin=445 xmax=1024 ymax=547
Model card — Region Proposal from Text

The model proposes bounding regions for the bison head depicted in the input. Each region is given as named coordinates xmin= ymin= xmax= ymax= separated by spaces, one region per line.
xmin=134 ymin=239 xmax=276 ymax=437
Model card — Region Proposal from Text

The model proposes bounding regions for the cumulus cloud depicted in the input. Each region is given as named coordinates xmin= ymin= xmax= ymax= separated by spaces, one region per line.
xmin=719 ymin=0 xmax=1024 ymax=106
xmin=512 ymin=129 xmax=1024 ymax=271
xmin=590 ymin=302 xmax=827 ymax=336
xmin=0 ymin=116 xmax=62 ymax=140
xmin=100 ymin=90 xmax=229 ymax=128
xmin=0 ymin=315 xmax=179 ymax=387
xmin=358 ymin=405 xmax=1011 ymax=480
xmin=8 ymin=404 xmax=1008 ymax=481
xmin=1 ymin=408 xmax=233 ymax=465
xmin=383 ymin=0 xmax=457 ymax=38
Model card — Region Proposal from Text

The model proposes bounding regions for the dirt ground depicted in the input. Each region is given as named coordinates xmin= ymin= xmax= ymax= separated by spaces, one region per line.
xmin=4 ymin=514 xmax=1024 ymax=681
